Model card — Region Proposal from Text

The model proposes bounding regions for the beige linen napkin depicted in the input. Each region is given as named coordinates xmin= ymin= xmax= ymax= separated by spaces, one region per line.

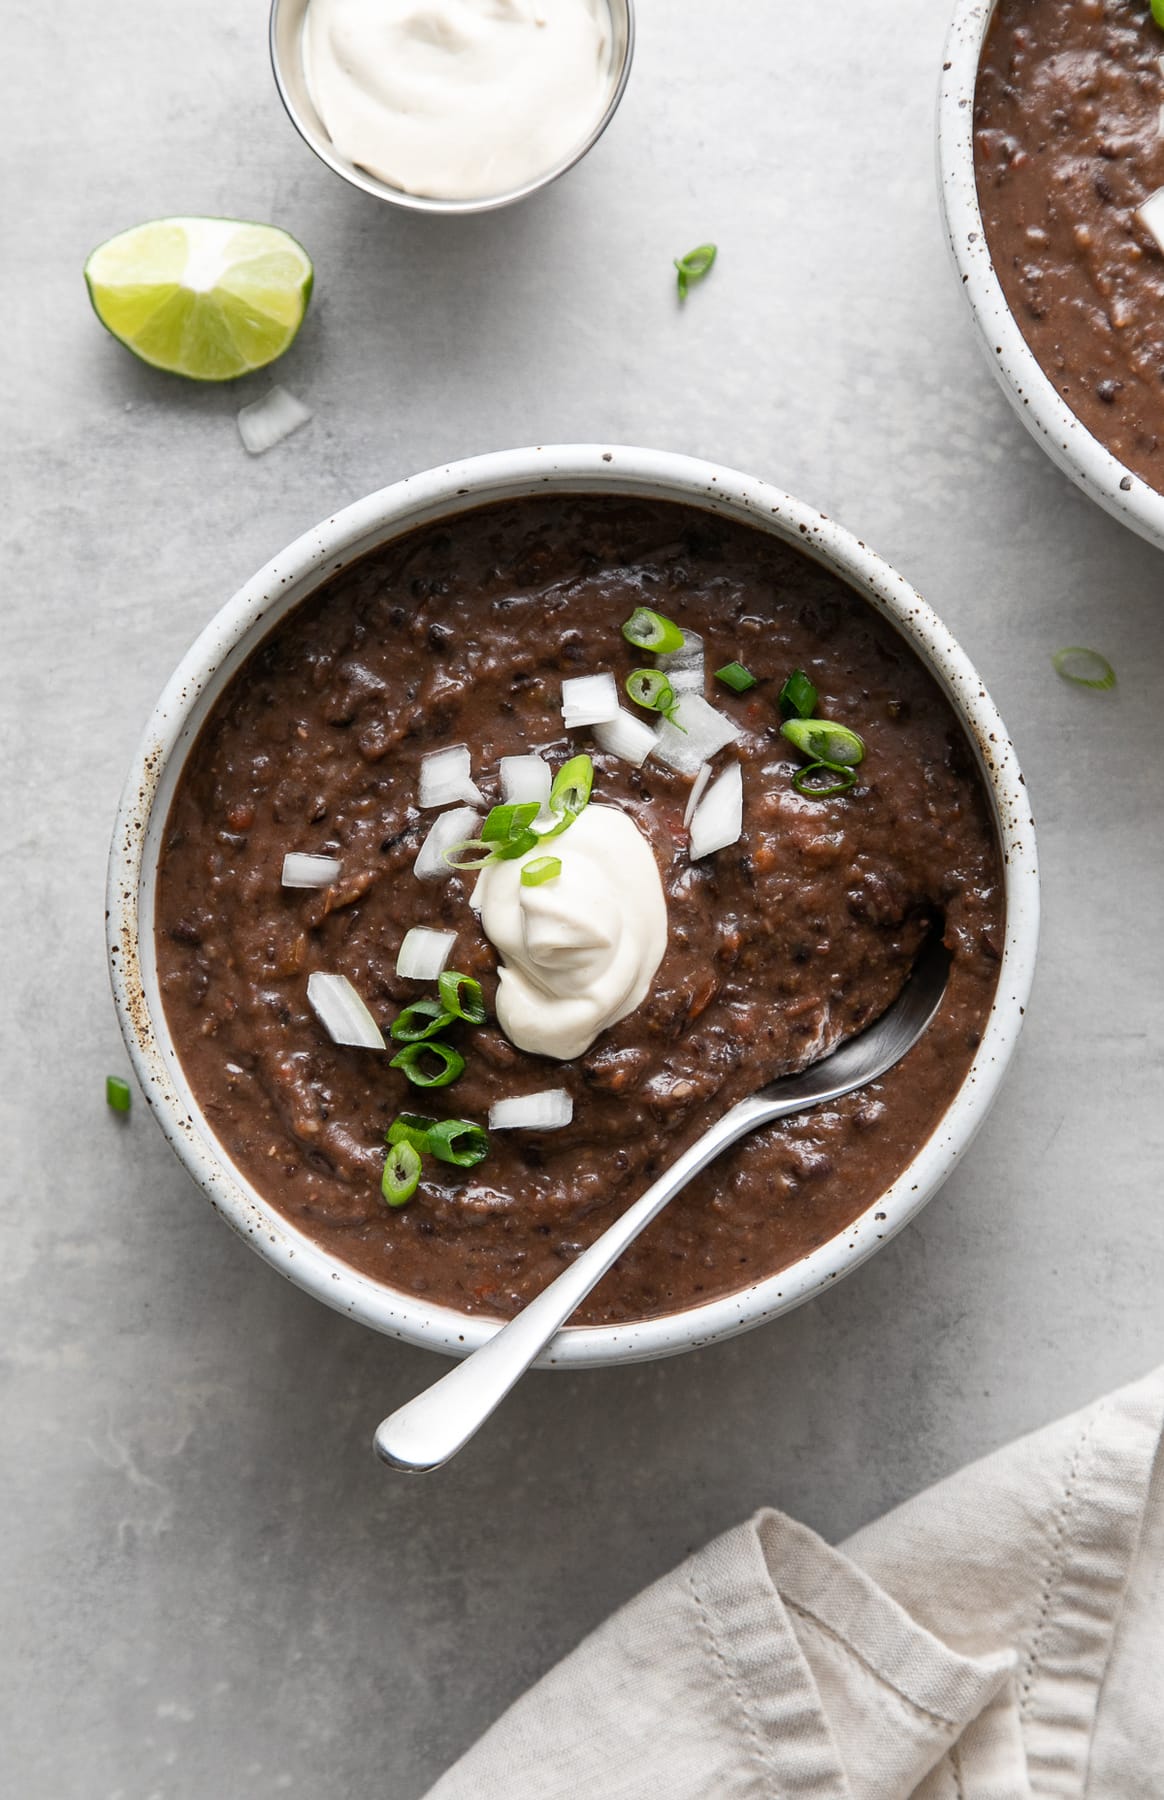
xmin=426 ymin=1366 xmax=1164 ymax=1798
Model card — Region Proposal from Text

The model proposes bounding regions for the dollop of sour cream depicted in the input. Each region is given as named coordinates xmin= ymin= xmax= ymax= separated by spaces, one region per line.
xmin=302 ymin=0 xmax=616 ymax=202
xmin=474 ymin=805 xmax=668 ymax=1060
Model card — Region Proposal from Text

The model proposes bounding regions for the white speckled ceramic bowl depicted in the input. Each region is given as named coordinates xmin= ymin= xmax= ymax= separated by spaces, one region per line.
xmin=269 ymin=0 xmax=635 ymax=216
xmin=107 ymin=446 xmax=1039 ymax=1368
xmin=939 ymin=0 xmax=1164 ymax=552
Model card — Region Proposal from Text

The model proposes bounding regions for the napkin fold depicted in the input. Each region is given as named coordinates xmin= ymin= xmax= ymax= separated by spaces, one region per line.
xmin=426 ymin=1366 xmax=1164 ymax=1798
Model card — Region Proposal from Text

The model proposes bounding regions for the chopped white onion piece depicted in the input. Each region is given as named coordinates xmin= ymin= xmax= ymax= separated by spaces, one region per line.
xmin=688 ymin=762 xmax=744 ymax=861
xmin=561 ymin=671 xmax=619 ymax=728
xmin=418 ymin=744 xmax=483 ymax=809
xmin=281 ymin=852 xmax=342 ymax=889
xmin=658 ymin=629 xmax=704 ymax=674
xmin=668 ymin=665 xmax=704 ymax=694
xmin=306 ymin=971 xmax=386 ymax=1050
xmin=682 ymin=763 xmax=713 ymax=829
xmin=237 ymin=385 xmax=312 ymax=456
xmin=592 ymin=706 xmax=656 ymax=768
xmin=396 ymin=926 xmax=457 ymax=981
xmin=414 ymin=806 xmax=481 ymax=880
xmin=652 ymin=692 xmax=742 ymax=775
xmin=1138 ymin=186 xmax=1164 ymax=254
xmin=488 ymin=1089 xmax=574 ymax=1131
xmin=500 ymin=753 xmax=552 ymax=805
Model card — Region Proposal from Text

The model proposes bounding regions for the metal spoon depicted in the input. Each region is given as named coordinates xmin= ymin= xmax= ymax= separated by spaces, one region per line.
xmin=375 ymin=935 xmax=950 ymax=1473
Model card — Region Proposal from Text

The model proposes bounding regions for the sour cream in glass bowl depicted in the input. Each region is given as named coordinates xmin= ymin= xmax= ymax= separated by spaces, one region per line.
xmin=270 ymin=0 xmax=635 ymax=213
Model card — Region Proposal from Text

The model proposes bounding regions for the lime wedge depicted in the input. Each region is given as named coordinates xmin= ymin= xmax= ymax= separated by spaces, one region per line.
xmin=84 ymin=217 xmax=313 ymax=381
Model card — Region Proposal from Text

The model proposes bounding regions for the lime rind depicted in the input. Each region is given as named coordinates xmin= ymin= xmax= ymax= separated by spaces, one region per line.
xmin=84 ymin=216 xmax=313 ymax=382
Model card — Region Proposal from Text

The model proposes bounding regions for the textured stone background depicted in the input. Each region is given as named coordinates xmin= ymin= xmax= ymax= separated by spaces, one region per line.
xmin=4 ymin=1 xmax=1163 ymax=1794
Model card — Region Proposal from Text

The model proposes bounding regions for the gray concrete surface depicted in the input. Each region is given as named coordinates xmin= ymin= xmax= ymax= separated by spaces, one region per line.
xmin=4 ymin=1 xmax=1163 ymax=1794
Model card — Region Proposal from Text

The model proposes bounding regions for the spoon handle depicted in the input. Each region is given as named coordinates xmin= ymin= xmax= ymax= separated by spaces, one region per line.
xmin=373 ymin=1096 xmax=770 ymax=1472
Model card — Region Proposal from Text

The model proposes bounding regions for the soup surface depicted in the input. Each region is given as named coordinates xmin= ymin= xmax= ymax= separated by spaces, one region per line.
xmin=156 ymin=496 xmax=1004 ymax=1324
xmin=976 ymin=0 xmax=1164 ymax=488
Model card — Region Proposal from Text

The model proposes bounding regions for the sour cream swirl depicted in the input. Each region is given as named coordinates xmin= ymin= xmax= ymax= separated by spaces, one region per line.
xmin=302 ymin=0 xmax=616 ymax=202
xmin=474 ymin=805 xmax=667 ymax=1060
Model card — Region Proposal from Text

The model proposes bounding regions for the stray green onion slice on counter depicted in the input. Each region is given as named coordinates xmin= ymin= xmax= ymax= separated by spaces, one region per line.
xmin=621 ymin=606 xmax=686 ymax=654
xmin=781 ymin=718 xmax=866 ymax=768
xmin=381 ymin=1140 xmax=422 ymax=1207
xmin=779 ymin=669 xmax=818 ymax=719
xmin=521 ymin=855 xmax=562 ymax=888
xmin=625 ymin=668 xmax=679 ymax=716
xmin=387 ymin=1113 xmax=438 ymax=1153
xmin=437 ymin=970 xmax=486 ymax=1025
xmin=792 ymin=762 xmax=857 ymax=798
xmin=390 ymin=998 xmax=454 ymax=1043
xmin=1051 ymin=646 xmax=1117 ymax=691
xmin=106 ymin=1075 xmax=131 ymax=1114
xmin=715 ymin=661 xmax=757 ymax=693
xmin=390 ymin=1040 xmax=466 ymax=1088
xmin=674 ymin=242 xmax=717 ymax=301
xmin=425 ymin=1119 xmax=490 ymax=1168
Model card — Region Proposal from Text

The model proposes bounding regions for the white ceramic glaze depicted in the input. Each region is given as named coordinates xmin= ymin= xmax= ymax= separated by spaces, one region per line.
xmin=938 ymin=0 xmax=1164 ymax=553
xmin=107 ymin=445 xmax=1040 ymax=1368
xmin=269 ymin=0 xmax=634 ymax=216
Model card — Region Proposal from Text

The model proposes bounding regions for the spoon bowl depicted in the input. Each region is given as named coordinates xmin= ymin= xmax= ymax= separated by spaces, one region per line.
xmin=375 ymin=934 xmax=952 ymax=1473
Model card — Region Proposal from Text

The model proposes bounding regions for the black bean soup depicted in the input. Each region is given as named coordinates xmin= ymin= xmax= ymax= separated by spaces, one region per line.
xmin=156 ymin=497 xmax=1004 ymax=1325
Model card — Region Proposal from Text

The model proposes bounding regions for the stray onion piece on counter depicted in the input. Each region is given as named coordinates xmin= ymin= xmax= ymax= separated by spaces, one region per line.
xmin=237 ymin=385 xmax=312 ymax=455
xmin=1051 ymin=647 xmax=1117 ymax=691
xmin=106 ymin=1075 xmax=132 ymax=1114
xmin=674 ymin=242 xmax=717 ymax=300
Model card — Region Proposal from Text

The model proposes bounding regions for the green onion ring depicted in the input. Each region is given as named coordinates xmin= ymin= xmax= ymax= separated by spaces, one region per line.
xmin=621 ymin=606 xmax=685 ymax=654
xmin=387 ymin=1113 xmax=437 ymax=1153
xmin=792 ymin=762 xmax=857 ymax=798
xmin=106 ymin=1075 xmax=132 ymax=1114
xmin=1051 ymin=647 xmax=1117 ymax=691
xmin=437 ymin=970 xmax=486 ymax=1025
xmin=541 ymin=753 xmax=594 ymax=840
xmin=521 ymin=855 xmax=562 ymax=888
xmin=425 ymin=1119 xmax=490 ymax=1168
xmin=381 ymin=1140 xmax=422 ymax=1207
xmin=390 ymin=1040 xmax=466 ymax=1088
xmin=625 ymin=668 xmax=678 ymax=715
xmin=781 ymin=718 xmax=866 ymax=768
xmin=715 ymin=661 xmax=756 ymax=693
xmin=778 ymin=669 xmax=818 ymax=720
xmin=442 ymin=838 xmax=498 ymax=871
xmin=390 ymin=998 xmax=455 ymax=1043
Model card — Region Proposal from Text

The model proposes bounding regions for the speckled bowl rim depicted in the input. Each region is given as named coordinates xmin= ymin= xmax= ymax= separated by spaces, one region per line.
xmin=938 ymin=0 xmax=1164 ymax=552
xmin=107 ymin=444 xmax=1039 ymax=1369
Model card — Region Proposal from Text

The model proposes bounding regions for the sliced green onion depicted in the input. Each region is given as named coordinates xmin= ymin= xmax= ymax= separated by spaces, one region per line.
xmin=674 ymin=242 xmax=717 ymax=301
xmin=426 ymin=1118 xmax=490 ymax=1168
xmin=387 ymin=1113 xmax=437 ymax=1153
xmin=621 ymin=606 xmax=685 ymax=654
xmin=1154 ymin=0 xmax=1164 ymax=28
xmin=106 ymin=1075 xmax=131 ymax=1114
xmin=381 ymin=1140 xmax=422 ymax=1207
xmin=779 ymin=669 xmax=818 ymax=719
xmin=437 ymin=969 xmax=486 ymax=1024
xmin=792 ymin=762 xmax=857 ymax=798
xmin=521 ymin=855 xmax=562 ymax=887
xmin=626 ymin=668 xmax=678 ymax=715
xmin=541 ymin=753 xmax=594 ymax=839
xmin=715 ymin=661 xmax=757 ymax=693
xmin=781 ymin=718 xmax=866 ymax=768
xmin=390 ymin=998 xmax=454 ymax=1043
xmin=442 ymin=838 xmax=497 ymax=871
xmin=390 ymin=1040 xmax=466 ymax=1088
xmin=482 ymin=800 xmax=541 ymax=845
xmin=1051 ymin=646 xmax=1117 ymax=691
